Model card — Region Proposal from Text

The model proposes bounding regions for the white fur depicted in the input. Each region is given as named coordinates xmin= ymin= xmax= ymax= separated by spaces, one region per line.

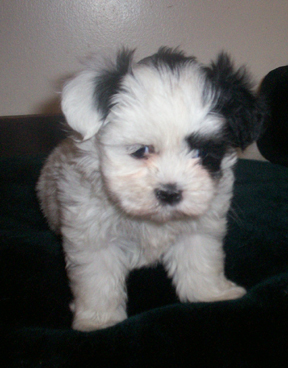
xmin=61 ymin=70 xmax=104 ymax=140
xmin=37 ymin=52 xmax=246 ymax=331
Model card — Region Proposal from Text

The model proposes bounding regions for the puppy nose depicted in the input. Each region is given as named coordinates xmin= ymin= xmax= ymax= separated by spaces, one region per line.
xmin=155 ymin=184 xmax=182 ymax=206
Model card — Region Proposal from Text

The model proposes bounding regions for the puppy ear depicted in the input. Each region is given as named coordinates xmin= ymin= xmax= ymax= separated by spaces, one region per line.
xmin=206 ymin=53 xmax=267 ymax=150
xmin=61 ymin=49 xmax=135 ymax=140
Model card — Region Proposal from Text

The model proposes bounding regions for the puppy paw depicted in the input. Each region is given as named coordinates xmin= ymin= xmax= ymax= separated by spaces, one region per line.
xmin=72 ymin=309 xmax=127 ymax=332
xmin=72 ymin=318 xmax=120 ymax=332
xmin=201 ymin=281 xmax=246 ymax=302
xmin=210 ymin=285 xmax=246 ymax=302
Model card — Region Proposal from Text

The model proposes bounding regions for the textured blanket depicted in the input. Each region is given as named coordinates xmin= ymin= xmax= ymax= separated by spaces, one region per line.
xmin=1 ymin=154 xmax=288 ymax=367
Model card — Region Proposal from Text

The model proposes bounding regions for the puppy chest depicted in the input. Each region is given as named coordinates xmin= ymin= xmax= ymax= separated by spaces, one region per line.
xmin=114 ymin=221 xmax=184 ymax=265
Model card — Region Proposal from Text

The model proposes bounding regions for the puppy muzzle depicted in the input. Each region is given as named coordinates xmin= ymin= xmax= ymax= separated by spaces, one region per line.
xmin=155 ymin=184 xmax=182 ymax=206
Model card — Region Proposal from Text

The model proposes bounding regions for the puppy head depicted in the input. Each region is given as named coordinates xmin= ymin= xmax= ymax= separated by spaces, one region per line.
xmin=62 ymin=47 xmax=266 ymax=222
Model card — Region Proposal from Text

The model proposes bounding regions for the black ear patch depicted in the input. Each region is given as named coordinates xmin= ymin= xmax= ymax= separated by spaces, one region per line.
xmin=205 ymin=53 xmax=268 ymax=150
xmin=95 ymin=48 xmax=135 ymax=120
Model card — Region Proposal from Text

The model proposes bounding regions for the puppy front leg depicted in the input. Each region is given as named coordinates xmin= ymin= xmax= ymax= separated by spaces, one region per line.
xmin=65 ymin=242 xmax=128 ymax=331
xmin=163 ymin=234 xmax=246 ymax=303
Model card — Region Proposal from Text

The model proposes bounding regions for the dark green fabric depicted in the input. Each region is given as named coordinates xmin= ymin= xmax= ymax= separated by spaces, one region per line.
xmin=0 ymin=156 xmax=288 ymax=367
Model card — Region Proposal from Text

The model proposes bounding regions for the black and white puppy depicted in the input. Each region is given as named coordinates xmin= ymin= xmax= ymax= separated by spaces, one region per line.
xmin=37 ymin=47 xmax=266 ymax=331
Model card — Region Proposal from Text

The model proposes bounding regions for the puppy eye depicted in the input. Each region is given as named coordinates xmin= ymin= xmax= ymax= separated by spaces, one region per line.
xmin=131 ymin=145 xmax=154 ymax=159
xmin=191 ymin=149 xmax=201 ymax=159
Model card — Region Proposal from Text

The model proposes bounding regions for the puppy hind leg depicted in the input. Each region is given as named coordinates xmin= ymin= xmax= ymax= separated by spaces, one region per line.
xmin=66 ymin=244 xmax=129 ymax=331
xmin=163 ymin=234 xmax=246 ymax=303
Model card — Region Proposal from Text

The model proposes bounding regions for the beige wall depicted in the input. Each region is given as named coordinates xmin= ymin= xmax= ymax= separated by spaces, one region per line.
xmin=0 ymin=1 xmax=287 ymax=160
xmin=1 ymin=0 xmax=287 ymax=117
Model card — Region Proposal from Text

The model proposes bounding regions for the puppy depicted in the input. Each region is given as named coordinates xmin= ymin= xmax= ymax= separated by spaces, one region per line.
xmin=37 ymin=47 xmax=266 ymax=331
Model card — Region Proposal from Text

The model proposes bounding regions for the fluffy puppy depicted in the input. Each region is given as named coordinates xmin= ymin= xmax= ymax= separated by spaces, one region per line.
xmin=37 ymin=47 xmax=266 ymax=331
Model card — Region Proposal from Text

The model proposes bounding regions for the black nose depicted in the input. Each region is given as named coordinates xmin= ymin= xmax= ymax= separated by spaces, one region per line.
xmin=155 ymin=184 xmax=182 ymax=206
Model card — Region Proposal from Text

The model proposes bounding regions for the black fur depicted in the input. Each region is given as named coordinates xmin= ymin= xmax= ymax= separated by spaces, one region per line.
xmin=186 ymin=133 xmax=228 ymax=176
xmin=94 ymin=48 xmax=135 ymax=120
xmin=205 ymin=53 xmax=267 ymax=150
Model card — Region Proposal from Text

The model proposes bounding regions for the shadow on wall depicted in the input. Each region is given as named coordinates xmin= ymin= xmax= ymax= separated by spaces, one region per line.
xmin=36 ymin=96 xmax=62 ymax=115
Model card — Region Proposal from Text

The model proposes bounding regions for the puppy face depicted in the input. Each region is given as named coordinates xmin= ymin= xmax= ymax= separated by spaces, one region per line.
xmin=61 ymin=47 xmax=267 ymax=222
xmin=99 ymin=64 xmax=226 ymax=221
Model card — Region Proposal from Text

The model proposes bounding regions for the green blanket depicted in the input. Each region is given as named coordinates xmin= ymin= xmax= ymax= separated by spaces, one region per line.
xmin=1 ymin=156 xmax=288 ymax=367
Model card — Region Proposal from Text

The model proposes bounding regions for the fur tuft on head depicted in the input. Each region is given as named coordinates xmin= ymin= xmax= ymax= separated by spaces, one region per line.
xmin=138 ymin=46 xmax=197 ymax=72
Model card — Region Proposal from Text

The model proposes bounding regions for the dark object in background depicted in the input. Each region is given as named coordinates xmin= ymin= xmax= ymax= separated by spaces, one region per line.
xmin=257 ymin=66 xmax=288 ymax=167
